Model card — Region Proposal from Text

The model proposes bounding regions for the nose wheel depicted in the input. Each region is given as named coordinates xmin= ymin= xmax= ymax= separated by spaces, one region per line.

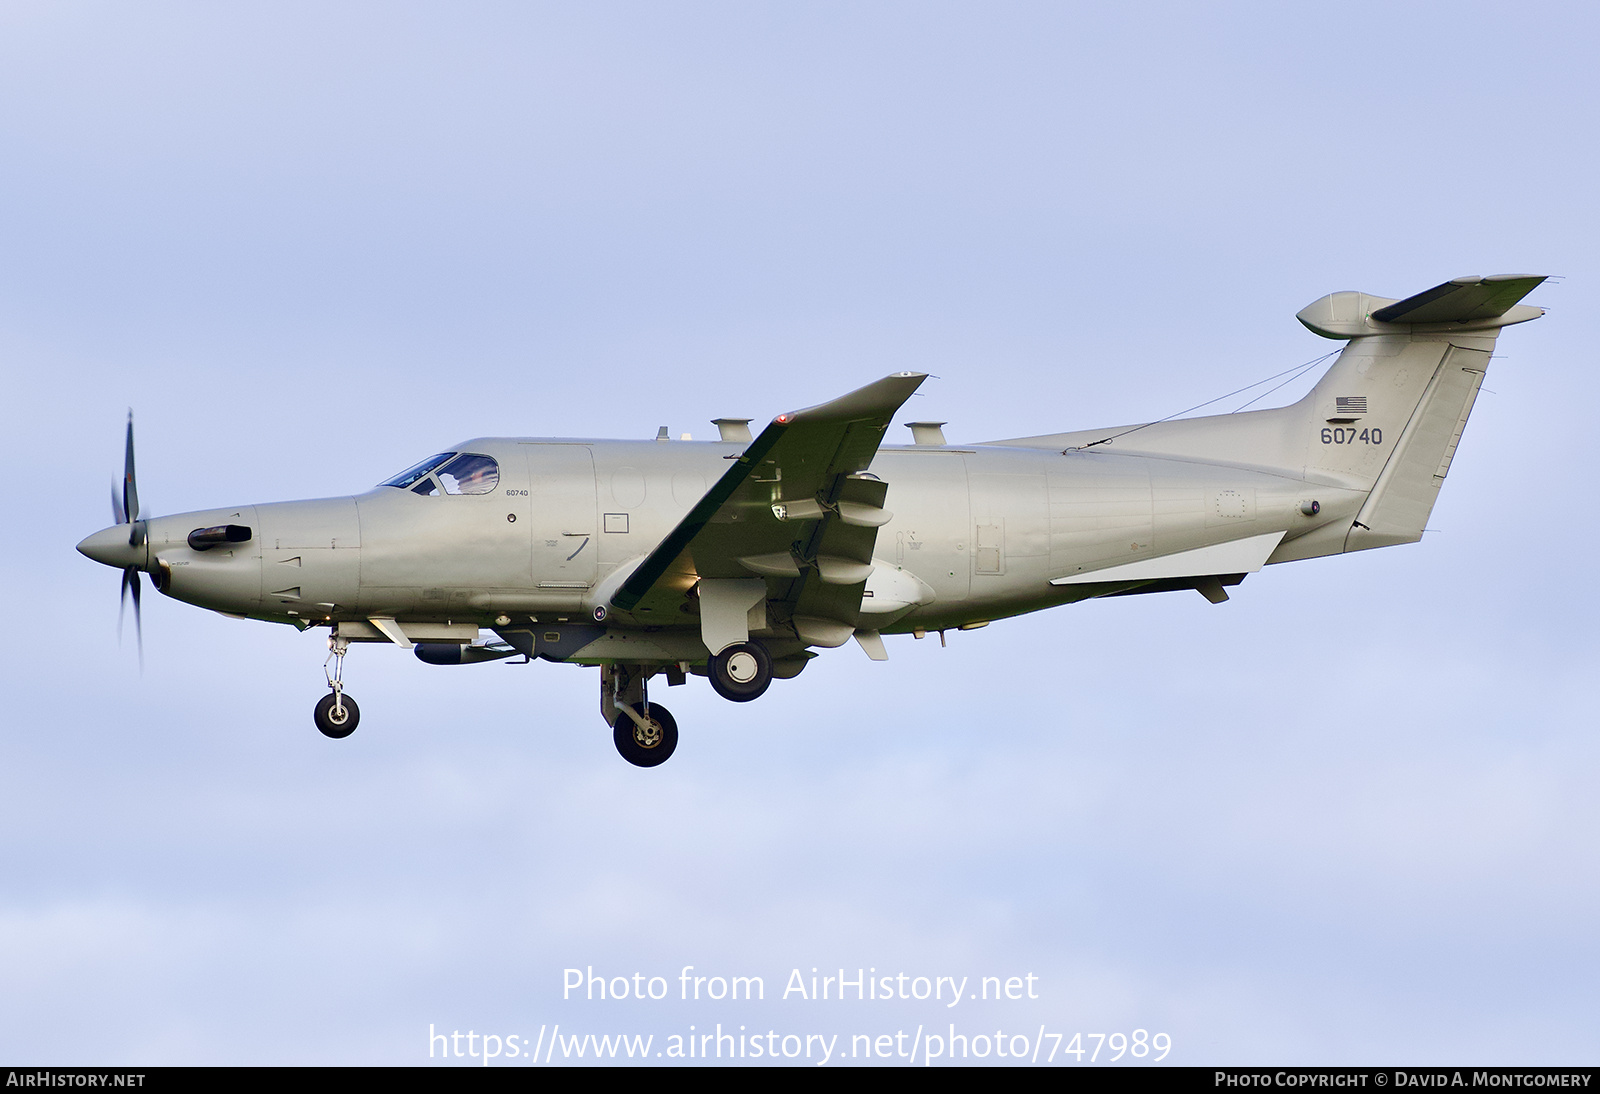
xmin=316 ymin=635 xmax=360 ymax=739
xmin=612 ymin=701 xmax=678 ymax=767
xmin=314 ymin=692 xmax=360 ymax=738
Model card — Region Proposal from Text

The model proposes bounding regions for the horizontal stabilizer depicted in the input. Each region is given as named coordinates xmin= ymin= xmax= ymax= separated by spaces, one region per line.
xmin=1297 ymin=275 xmax=1546 ymax=339
xmin=1371 ymin=275 xmax=1546 ymax=324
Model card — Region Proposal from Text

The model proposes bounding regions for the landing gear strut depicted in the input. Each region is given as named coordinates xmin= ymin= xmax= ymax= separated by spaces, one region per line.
xmin=708 ymin=641 xmax=772 ymax=702
xmin=316 ymin=635 xmax=360 ymax=739
xmin=602 ymin=663 xmax=676 ymax=766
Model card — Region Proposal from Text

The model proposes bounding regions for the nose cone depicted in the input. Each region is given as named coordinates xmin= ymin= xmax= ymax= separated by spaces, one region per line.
xmin=77 ymin=525 xmax=145 ymax=570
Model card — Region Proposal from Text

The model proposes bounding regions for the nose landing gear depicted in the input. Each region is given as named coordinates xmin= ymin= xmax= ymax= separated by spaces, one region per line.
xmin=315 ymin=635 xmax=360 ymax=739
xmin=314 ymin=692 xmax=360 ymax=738
xmin=602 ymin=663 xmax=676 ymax=766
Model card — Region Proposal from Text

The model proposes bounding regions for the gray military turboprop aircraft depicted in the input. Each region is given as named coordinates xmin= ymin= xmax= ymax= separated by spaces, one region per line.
xmin=79 ymin=274 xmax=1546 ymax=766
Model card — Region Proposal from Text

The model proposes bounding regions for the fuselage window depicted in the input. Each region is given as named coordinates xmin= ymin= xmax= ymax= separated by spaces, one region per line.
xmin=381 ymin=452 xmax=456 ymax=490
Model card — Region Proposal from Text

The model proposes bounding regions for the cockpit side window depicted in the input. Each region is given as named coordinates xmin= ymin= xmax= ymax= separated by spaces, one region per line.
xmin=380 ymin=452 xmax=456 ymax=489
xmin=437 ymin=454 xmax=500 ymax=495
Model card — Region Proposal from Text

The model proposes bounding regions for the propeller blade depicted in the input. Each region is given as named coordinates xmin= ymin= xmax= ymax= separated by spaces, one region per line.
xmin=110 ymin=414 xmax=148 ymax=668
xmin=123 ymin=411 xmax=141 ymax=542
xmin=119 ymin=567 xmax=131 ymax=642
xmin=118 ymin=567 xmax=145 ymax=667
xmin=130 ymin=568 xmax=143 ymax=668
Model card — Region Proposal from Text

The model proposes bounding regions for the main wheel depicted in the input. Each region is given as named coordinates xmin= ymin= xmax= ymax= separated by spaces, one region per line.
xmin=314 ymin=693 xmax=360 ymax=739
xmin=612 ymin=702 xmax=678 ymax=767
xmin=708 ymin=641 xmax=772 ymax=702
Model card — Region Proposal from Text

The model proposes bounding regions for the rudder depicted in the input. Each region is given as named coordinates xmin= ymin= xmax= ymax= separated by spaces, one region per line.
xmin=1344 ymin=342 xmax=1490 ymax=551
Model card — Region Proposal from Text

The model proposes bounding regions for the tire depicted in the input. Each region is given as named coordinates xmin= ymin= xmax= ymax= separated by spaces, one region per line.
xmin=707 ymin=641 xmax=772 ymax=702
xmin=612 ymin=702 xmax=678 ymax=767
xmin=314 ymin=693 xmax=360 ymax=739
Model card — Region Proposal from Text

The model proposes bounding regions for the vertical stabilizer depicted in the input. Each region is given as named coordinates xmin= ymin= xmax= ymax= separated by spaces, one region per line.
xmin=1291 ymin=275 xmax=1544 ymax=554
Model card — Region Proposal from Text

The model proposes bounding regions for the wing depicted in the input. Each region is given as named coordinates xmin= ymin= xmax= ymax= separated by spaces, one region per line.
xmin=610 ymin=373 xmax=927 ymax=647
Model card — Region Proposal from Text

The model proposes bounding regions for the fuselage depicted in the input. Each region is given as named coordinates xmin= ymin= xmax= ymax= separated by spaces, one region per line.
xmin=81 ymin=436 xmax=1356 ymax=653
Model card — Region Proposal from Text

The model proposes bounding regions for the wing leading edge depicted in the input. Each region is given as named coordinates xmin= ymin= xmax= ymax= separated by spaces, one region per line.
xmin=610 ymin=373 xmax=927 ymax=648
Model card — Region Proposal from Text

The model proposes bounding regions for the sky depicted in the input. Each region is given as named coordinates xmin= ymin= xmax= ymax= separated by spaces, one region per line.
xmin=2 ymin=0 xmax=1597 ymax=1067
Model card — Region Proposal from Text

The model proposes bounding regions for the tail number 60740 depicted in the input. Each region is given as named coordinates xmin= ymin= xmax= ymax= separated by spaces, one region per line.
xmin=1321 ymin=426 xmax=1382 ymax=445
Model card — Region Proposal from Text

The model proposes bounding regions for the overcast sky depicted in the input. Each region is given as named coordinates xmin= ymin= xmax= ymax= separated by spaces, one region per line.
xmin=3 ymin=0 xmax=1597 ymax=1066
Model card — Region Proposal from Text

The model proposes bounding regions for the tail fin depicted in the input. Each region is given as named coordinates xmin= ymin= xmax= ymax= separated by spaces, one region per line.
xmin=1293 ymin=275 xmax=1545 ymax=552
xmin=991 ymin=274 xmax=1545 ymax=559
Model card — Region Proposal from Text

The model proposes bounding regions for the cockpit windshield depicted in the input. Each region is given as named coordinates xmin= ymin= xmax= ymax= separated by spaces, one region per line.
xmin=380 ymin=452 xmax=455 ymax=489
xmin=384 ymin=452 xmax=502 ymax=496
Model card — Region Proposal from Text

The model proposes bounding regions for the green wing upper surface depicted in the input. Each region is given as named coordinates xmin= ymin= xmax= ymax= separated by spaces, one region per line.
xmin=610 ymin=373 xmax=927 ymax=629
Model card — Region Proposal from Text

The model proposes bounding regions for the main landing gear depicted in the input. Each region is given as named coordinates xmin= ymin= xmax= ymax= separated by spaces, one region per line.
xmin=708 ymin=641 xmax=772 ymax=702
xmin=315 ymin=635 xmax=360 ymax=739
xmin=612 ymin=701 xmax=678 ymax=768
xmin=601 ymin=640 xmax=776 ymax=766
xmin=603 ymin=663 xmax=677 ymax=767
